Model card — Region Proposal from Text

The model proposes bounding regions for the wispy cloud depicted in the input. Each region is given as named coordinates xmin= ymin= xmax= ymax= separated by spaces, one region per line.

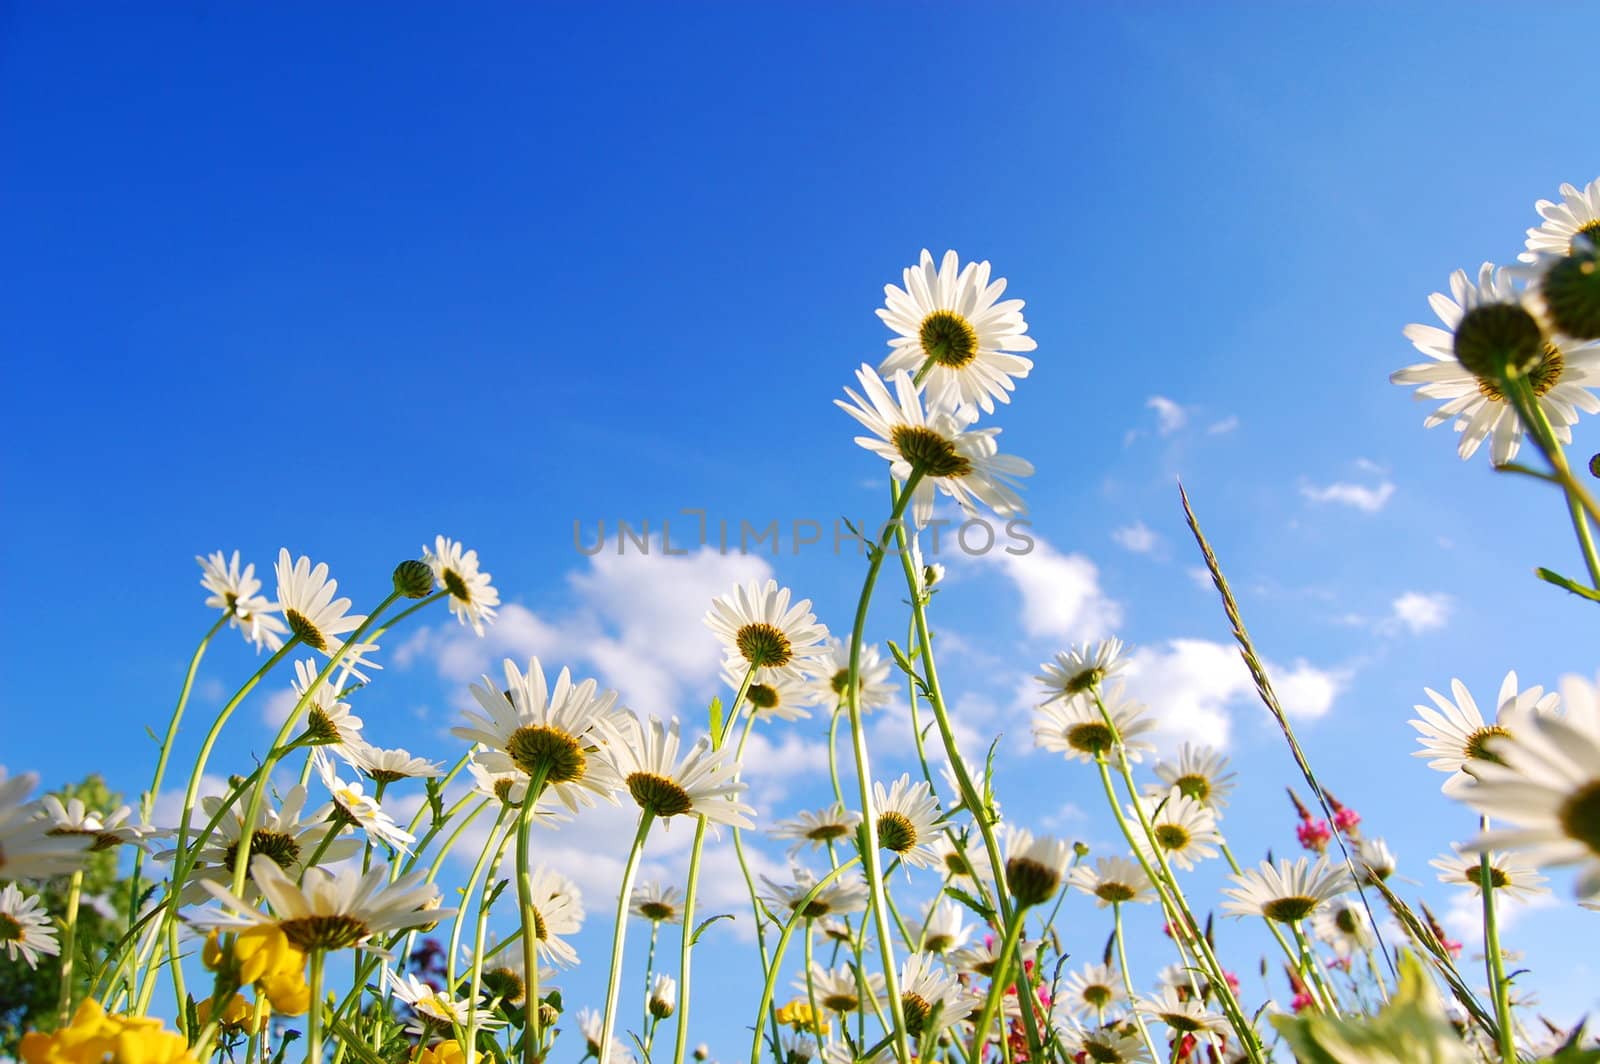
xmin=969 ymin=535 xmax=1122 ymax=644
xmin=1299 ymin=479 xmax=1396 ymax=513
xmin=1206 ymin=415 xmax=1239 ymax=435
xmin=1146 ymin=395 xmax=1189 ymax=435
xmin=1112 ymin=521 xmax=1160 ymax=554
xmin=1390 ymin=591 xmax=1452 ymax=634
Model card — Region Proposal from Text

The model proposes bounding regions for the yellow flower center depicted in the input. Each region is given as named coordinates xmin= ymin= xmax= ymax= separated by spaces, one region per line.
xmin=919 ymin=310 xmax=979 ymax=368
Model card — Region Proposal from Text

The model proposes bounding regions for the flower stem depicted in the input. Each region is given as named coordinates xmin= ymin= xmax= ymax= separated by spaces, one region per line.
xmin=599 ymin=811 xmax=655 ymax=1064
xmin=969 ymin=900 xmax=1027 ymax=1063
xmin=1114 ymin=903 xmax=1163 ymax=1064
xmin=748 ymin=858 xmax=861 ymax=1064
xmin=306 ymin=949 xmax=326 ymax=1064
xmin=1479 ymin=820 xmax=1516 ymax=1063
xmin=515 ymin=767 xmax=552 ymax=1064
xmin=55 ymin=869 xmax=84 ymax=1025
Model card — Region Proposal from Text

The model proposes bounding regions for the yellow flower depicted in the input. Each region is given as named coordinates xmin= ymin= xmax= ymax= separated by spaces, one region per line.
xmin=773 ymin=998 xmax=830 ymax=1035
xmin=200 ymin=927 xmax=311 ymax=1016
xmin=20 ymin=999 xmax=196 ymax=1064
xmin=417 ymin=1040 xmax=467 ymax=1064
xmin=196 ymin=994 xmax=266 ymax=1034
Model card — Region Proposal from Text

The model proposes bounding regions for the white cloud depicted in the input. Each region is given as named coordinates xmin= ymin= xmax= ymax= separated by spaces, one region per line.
xmin=398 ymin=545 xmax=772 ymax=718
xmin=1390 ymin=592 xmax=1452 ymax=634
xmin=1206 ymin=416 xmax=1239 ymax=435
xmin=1120 ymin=639 xmax=1346 ymax=748
xmin=1444 ymin=882 xmax=1557 ymax=947
xmin=971 ymin=537 xmax=1122 ymax=644
xmin=1146 ymin=396 xmax=1188 ymax=435
xmin=1299 ymin=479 xmax=1396 ymax=513
xmin=1112 ymin=521 xmax=1159 ymax=554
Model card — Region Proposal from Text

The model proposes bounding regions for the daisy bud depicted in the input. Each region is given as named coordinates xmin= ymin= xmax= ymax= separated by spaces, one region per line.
xmin=393 ymin=559 xmax=435 ymax=599
xmin=1590 ymin=453 xmax=1600 ymax=478
xmin=538 ymin=1001 xmax=560 ymax=1028
xmin=1006 ymin=833 xmax=1072 ymax=908
xmin=648 ymin=973 xmax=677 ymax=1019
xmin=694 ymin=1045 xmax=710 ymax=1062
xmin=1452 ymin=301 xmax=1545 ymax=382
xmin=1541 ymin=244 xmax=1600 ymax=340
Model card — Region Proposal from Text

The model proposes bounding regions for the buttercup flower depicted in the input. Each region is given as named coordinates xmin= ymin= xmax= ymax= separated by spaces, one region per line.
xmin=877 ymin=248 xmax=1037 ymax=414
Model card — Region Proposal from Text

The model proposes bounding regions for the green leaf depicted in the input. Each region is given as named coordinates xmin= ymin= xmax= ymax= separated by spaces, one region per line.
xmin=690 ymin=913 xmax=734 ymax=946
xmin=708 ymin=696 xmax=725 ymax=746
xmin=941 ymin=886 xmax=996 ymax=924
xmin=1535 ymin=567 xmax=1600 ymax=601
xmin=1270 ymin=952 xmax=1475 ymax=1063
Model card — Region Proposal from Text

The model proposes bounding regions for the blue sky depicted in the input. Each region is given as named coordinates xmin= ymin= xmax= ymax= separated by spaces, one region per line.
xmin=5 ymin=1 xmax=1599 ymax=1052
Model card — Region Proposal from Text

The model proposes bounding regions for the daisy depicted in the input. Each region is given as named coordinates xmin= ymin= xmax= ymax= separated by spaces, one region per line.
xmin=1037 ymin=639 xmax=1128 ymax=701
xmin=807 ymin=639 xmax=895 ymax=713
xmin=908 ymin=898 xmax=971 ymax=954
xmin=0 ymin=882 xmax=59 ymax=967
xmin=1310 ymin=896 xmax=1376 ymax=956
xmin=166 ymin=783 xmax=359 ymax=898
xmin=0 ymin=768 xmax=92 ymax=880
xmin=951 ymin=936 xmax=1038 ymax=980
xmin=1220 ymin=856 xmax=1352 ymax=923
xmin=342 ymin=742 xmax=445 ymax=784
xmin=1431 ymin=847 xmax=1551 ymax=904
xmin=1521 ymin=178 xmax=1600 ymax=261
xmin=198 ymin=550 xmax=288 ymax=652
xmin=274 ymin=549 xmax=367 ymax=656
xmin=629 ymin=881 xmax=685 ymax=924
xmin=1392 ymin=263 xmax=1600 ymax=464
xmin=930 ymin=831 xmax=985 ymax=882
xmin=577 ymin=1006 xmax=636 ymax=1064
xmin=1133 ymin=788 xmax=1221 ymax=871
xmin=940 ymin=753 xmax=1001 ymax=821
xmin=705 ymin=580 xmax=831 ymax=685
xmin=1355 ymin=836 xmax=1398 ymax=883
xmin=1136 ymin=986 xmax=1230 ymax=1037
xmin=760 ymin=867 xmax=870 ymax=920
xmin=728 ymin=666 xmax=812 ymax=722
xmin=1410 ymin=672 xmax=1558 ymax=792
xmin=837 ymin=365 xmax=1033 ymax=528
xmin=648 ymin=973 xmax=677 ymax=1019
xmin=1069 ymin=855 xmax=1156 ymax=907
xmin=290 ymin=658 xmax=365 ymax=749
xmin=1033 ymin=683 xmax=1155 ymax=764
xmin=457 ymin=937 xmax=558 ymax=1006
xmin=897 ymin=952 xmax=968 ymax=1038
xmin=1004 ymin=828 xmax=1074 ymax=907
xmin=193 ymin=854 xmax=448 ymax=953
xmin=1152 ymin=745 xmax=1237 ymax=812
xmin=508 ymin=865 xmax=584 ymax=968
xmin=877 ymin=248 xmax=1037 ymax=414
xmin=872 ymin=774 xmax=942 ymax=870
xmin=607 ymin=715 xmax=754 ymax=828
xmin=1055 ymin=1020 xmax=1152 ymax=1064
xmin=452 ymin=658 xmax=623 ymax=812
xmin=799 ymin=964 xmax=885 ymax=1015
xmin=36 ymin=794 xmax=148 ymax=852
xmin=1056 ymin=962 xmax=1127 ymax=1020
xmin=384 ymin=967 xmax=503 ymax=1036
xmin=769 ymin=804 xmax=862 ymax=855
xmin=424 ymin=536 xmax=499 ymax=637
xmin=312 ymin=751 xmax=416 ymax=853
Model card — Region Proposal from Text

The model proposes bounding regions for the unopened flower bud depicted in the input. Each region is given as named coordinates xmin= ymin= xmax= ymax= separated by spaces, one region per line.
xmin=393 ymin=559 xmax=435 ymax=599
xmin=693 ymin=1045 xmax=710 ymax=1062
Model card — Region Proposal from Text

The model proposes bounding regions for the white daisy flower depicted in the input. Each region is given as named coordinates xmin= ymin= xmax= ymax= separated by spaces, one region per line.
xmin=897 ymin=952 xmax=968 ymax=1038
xmin=1005 ymin=828 xmax=1074 ymax=907
xmin=290 ymin=658 xmax=366 ymax=749
xmin=629 ymin=880 xmax=685 ymax=924
xmin=0 ymin=768 xmax=92 ymax=880
xmin=760 ymin=867 xmax=870 ymax=920
xmin=159 ymin=783 xmax=359 ymax=900
xmin=1037 ymin=639 xmax=1128 ymax=701
xmin=384 ymin=967 xmax=503 ymax=1035
xmin=1521 ymin=178 xmax=1600 ymax=261
xmin=1310 ymin=896 xmax=1376 ymax=956
xmin=648 ymin=972 xmax=677 ymax=1019
xmin=424 ymin=535 xmax=499 ymax=636
xmin=457 ymin=938 xmax=556 ymax=1006
xmin=1055 ymin=1020 xmax=1152 ymax=1064
xmin=1410 ymin=672 xmax=1558 ymax=792
xmin=807 ymin=639 xmax=895 ymax=713
xmin=607 ymin=715 xmax=754 ymax=829
xmin=198 ymin=550 xmax=288 ymax=652
xmin=192 ymin=854 xmax=448 ymax=952
xmin=950 ymin=936 xmax=1038 ymax=980
xmin=36 ymin=795 xmax=148 ymax=852
xmin=312 ymin=751 xmax=415 ymax=854
xmin=462 ymin=749 xmax=570 ymax=829
xmin=1069 ymin=855 xmax=1156 ymax=907
xmin=1391 ymin=263 xmax=1600 ymax=465
xmin=274 ymin=549 xmax=367 ymax=657
xmin=836 ymin=364 xmax=1033 ymax=528
xmin=1136 ymin=986 xmax=1230 ymax=1037
xmin=769 ymin=804 xmax=862 ymax=855
xmin=1055 ymin=962 xmax=1127 ymax=1019
xmin=781 ymin=1032 xmax=819 ymax=1064
xmin=509 ymin=865 xmax=585 ymax=968
xmin=726 ymin=666 xmax=812 ymax=722
xmin=930 ymin=830 xmax=987 ymax=882
xmin=1133 ymin=788 xmax=1221 ymax=871
xmin=1431 ymin=847 xmax=1551 ymax=904
xmin=872 ymin=774 xmax=942 ymax=870
xmin=0 ymin=882 xmax=59 ymax=967
xmin=799 ymin=964 xmax=884 ymax=1015
xmin=452 ymin=658 xmax=623 ymax=813
xmin=1220 ymin=856 xmax=1353 ymax=923
xmin=1355 ymin=836 xmax=1398 ymax=883
xmin=705 ymin=580 xmax=831 ymax=685
xmin=1152 ymin=745 xmax=1237 ymax=812
xmin=341 ymin=742 xmax=444 ymax=784
xmin=877 ymin=249 xmax=1037 ymax=415
xmin=577 ymin=1006 xmax=636 ymax=1064
xmin=908 ymin=898 xmax=971 ymax=954
xmin=1033 ymin=683 xmax=1155 ymax=764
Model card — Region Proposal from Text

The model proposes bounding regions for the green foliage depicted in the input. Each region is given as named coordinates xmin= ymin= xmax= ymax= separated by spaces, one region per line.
xmin=0 ymin=774 xmax=135 ymax=1055
xmin=1270 ymin=952 xmax=1474 ymax=1064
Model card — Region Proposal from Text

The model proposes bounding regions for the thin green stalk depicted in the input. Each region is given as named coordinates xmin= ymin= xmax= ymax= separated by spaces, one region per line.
xmin=1220 ymin=841 xmax=1303 ymax=983
xmin=599 ymin=812 xmax=656 ymax=1064
xmin=803 ymin=921 xmax=825 ymax=1044
xmin=1290 ymin=922 xmax=1341 ymax=1016
xmin=515 ymin=767 xmax=552 ymax=1064
xmin=642 ymin=921 xmax=661 ymax=1039
xmin=1479 ymin=825 xmax=1516 ymax=1064
xmin=749 ymin=859 xmax=862 ymax=1064
xmin=55 ymin=869 xmax=85 ymax=1025
xmin=455 ymin=806 xmax=513 ymax=1064
xmin=1507 ymin=375 xmax=1600 ymax=587
xmin=969 ymin=902 xmax=1027 ymax=1062
xmin=307 ymin=949 xmax=326 ymax=1064
xmin=1114 ymin=903 xmax=1163 ymax=1064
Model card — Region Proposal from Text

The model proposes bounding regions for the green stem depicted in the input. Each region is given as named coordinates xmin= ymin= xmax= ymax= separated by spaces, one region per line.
xmin=307 ymin=949 xmax=326 ymax=1064
xmin=1114 ymin=903 xmax=1163 ymax=1064
xmin=457 ymin=806 xmax=514 ymax=1064
xmin=1479 ymin=822 xmax=1516 ymax=1064
xmin=1507 ymin=374 xmax=1600 ymax=587
xmin=55 ymin=869 xmax=84 ymax=1025
xmin=643 ymin=921 xmax=661 ymax=1040
xmin=516 ymin=767 xmax=552 ymax=1064
xmin=599 ymin=812 xmax=656 ymax=1064
xmin=969 ymin=902 xmax=1027 ymax=1063
xmin=749 ymin=859 xmax=862 ymax=1064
